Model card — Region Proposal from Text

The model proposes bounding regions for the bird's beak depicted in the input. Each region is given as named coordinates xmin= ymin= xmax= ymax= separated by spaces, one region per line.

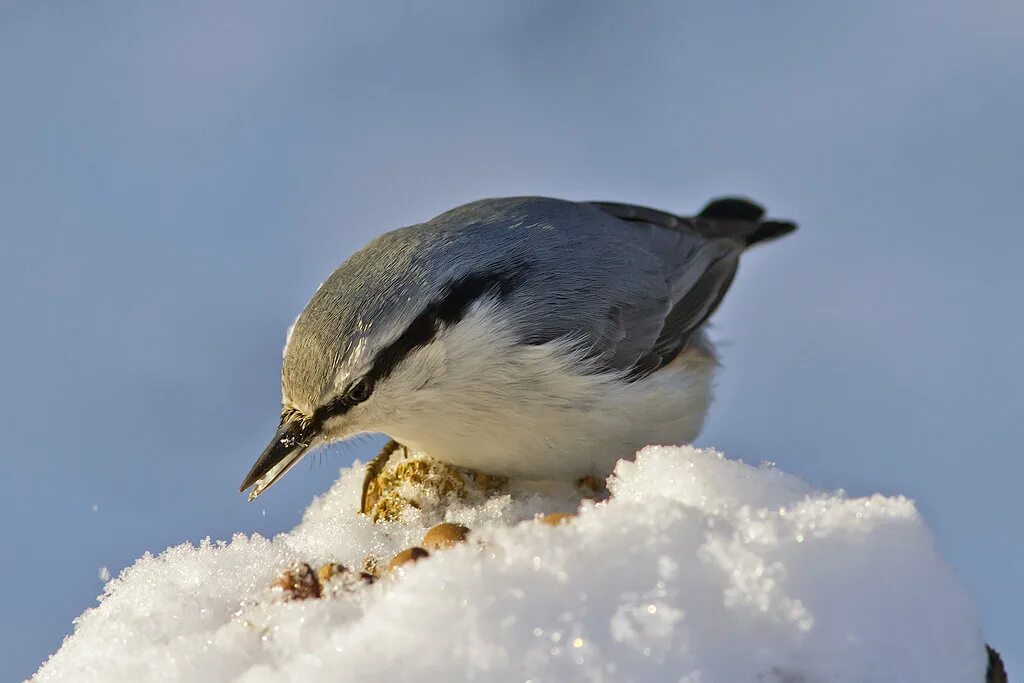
xmin=239 ymin=420 xmax=313 ymax=501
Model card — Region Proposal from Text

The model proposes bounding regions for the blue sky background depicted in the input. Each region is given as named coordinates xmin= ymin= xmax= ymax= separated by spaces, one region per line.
xmin=2 ymin=2 xmax=1021 ymax=679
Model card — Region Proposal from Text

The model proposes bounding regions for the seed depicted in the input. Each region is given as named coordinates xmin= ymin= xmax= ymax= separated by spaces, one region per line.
xmin=422 ymin=522 xmax=471 ymax=551
xmin=388 ymin=546 xmax=430 ymax=571
xmin=271 ymin=563 xmax=320 ymax=600
xmin=317 ymin=563 xmax=347 ymax=584
xmin=540 ymin=512 xmax=574 ymax=526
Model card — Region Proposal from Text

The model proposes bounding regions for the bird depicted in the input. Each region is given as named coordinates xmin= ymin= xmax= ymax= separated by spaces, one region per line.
xmin=239 ymin=195 xmax=796 ymax=502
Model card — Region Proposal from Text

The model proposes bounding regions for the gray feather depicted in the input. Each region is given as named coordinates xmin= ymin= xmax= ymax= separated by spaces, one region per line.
xmin=284 ymin=196 xmax=795 ymax=406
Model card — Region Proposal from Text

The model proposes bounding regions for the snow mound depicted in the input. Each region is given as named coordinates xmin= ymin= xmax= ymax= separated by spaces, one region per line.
xmin=34 ymin=446 xmax=986 ymax=682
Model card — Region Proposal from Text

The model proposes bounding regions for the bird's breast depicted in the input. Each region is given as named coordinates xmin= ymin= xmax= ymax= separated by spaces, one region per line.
xmin=385 ymin=336 xmax=717 ymax=481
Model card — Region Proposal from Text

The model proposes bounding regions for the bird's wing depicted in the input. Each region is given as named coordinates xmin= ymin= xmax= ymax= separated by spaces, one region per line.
xmin=429 ymin=196 xmax=793 ymax=381
xmin=592 ymin=225 xmax=738 ymax=379
xmin=575 ymin=197 xmax=792 ymax=379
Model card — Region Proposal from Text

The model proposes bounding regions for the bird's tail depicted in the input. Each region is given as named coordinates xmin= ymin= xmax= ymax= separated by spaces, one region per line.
xmin=698 ymin=197 xmax=797 ymax=247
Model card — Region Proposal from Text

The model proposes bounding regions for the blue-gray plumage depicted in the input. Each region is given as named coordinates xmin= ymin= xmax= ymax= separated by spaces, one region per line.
xmin=241 ymin=196 xmax=795 ymax=500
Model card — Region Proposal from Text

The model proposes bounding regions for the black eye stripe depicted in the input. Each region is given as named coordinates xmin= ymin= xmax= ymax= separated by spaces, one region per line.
xmin=365 ymin=268 xmax=526 ymax=387
xmin=311 ymin=267 xmax=526 ymax=425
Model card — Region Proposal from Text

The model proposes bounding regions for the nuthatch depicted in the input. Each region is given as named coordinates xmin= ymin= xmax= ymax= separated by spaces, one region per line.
xmin=240 ymin=196 xmax=795 ymax=501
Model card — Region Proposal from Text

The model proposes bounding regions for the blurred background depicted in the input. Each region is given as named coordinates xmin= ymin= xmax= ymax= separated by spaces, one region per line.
xmin=2 ymin=1 xmax=1021 ymax=679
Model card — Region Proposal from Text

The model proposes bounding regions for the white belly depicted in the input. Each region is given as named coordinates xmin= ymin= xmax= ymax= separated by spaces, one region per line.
xmin=382 ymin=326 xmax=716 ymax=480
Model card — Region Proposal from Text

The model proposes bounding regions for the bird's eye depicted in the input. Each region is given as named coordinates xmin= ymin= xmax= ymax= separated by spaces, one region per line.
xmin=347 ymin=378 xmax=372 ymax=403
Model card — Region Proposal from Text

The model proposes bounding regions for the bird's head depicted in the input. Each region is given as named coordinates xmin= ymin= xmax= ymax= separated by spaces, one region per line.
xmin=238 ymin=228 xmax=525 ymax=500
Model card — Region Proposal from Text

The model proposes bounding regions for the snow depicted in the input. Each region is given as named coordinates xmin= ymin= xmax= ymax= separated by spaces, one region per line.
xmin=34 ymin=446 xmax=987 ymax=682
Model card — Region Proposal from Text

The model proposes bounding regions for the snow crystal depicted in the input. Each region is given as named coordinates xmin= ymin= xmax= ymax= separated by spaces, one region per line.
xmin=34 ymin=446 xmax=987 ymax=682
